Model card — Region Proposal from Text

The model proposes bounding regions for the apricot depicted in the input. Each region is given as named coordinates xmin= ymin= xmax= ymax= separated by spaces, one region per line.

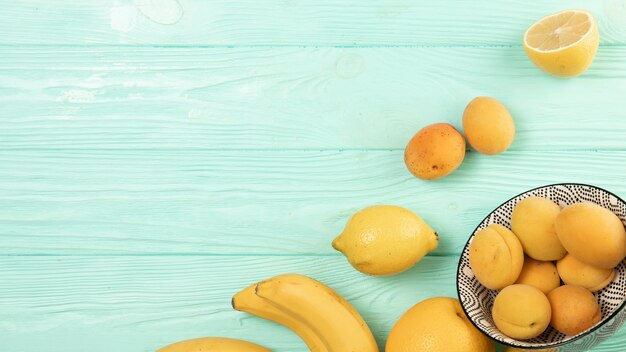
xmin=548 ymin=285 xmax=601 ymax=336
xmin=492 ymin=284 xmax=552 ymax=340
xmin=511 ymin=197 xmax=566 ymax=261
xmin=557 ymin=254 xmax=615 ymax=292
xmin=404 ymin=123 xmax=465 ymax=180
xmin=462 ymin=97 xmax=515 ymax=155
xmin=515 ymin=257 xmax=560 ymax=294
xmin=555 ymin=203 xmax=626 ymax=269
xmin=469 ymin=224 xmax=524 ymax=290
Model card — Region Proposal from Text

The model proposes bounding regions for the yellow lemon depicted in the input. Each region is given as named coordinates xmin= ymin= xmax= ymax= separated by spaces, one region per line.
xmin=386 ymin=297 xmax=495 ymax=352
xmin=523 ymin=9 xmax=599 ymax=78
xmin=332 ymin=205 xmax=437 ymax=276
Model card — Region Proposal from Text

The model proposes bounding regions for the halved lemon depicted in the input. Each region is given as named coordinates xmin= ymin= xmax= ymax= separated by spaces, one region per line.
xmin=523 ymin=9 xmax=599 ymax=78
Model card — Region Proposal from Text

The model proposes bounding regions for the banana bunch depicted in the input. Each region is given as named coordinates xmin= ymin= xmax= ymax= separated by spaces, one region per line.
xmin=232 ymin=273 xmax=379 ymax=352
xmin=157 ymin=337 xmax=271 ymax=352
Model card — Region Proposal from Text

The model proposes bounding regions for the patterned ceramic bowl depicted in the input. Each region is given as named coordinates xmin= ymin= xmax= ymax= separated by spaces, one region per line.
xmin=456 ymin=183 xmax=626 ymax=351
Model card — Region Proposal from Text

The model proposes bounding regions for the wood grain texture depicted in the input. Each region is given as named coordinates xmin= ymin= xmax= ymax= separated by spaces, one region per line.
xmin=2 ymin=149 xmax=626 ymax=255
xmin=3 ymin=1 xmax=626 ymax=350
xmin=2 ymin=46 xmax=626 ymax=150
xmin=1 ymin=0 xmax=626 ymax=46
xmin=0 ymin=256 xmax=457 ymax=352
xmin=0 ymin=256 xmax=623 ymax=352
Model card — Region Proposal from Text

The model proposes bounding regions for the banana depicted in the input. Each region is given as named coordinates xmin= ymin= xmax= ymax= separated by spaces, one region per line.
xmin=157 ymin=337 xmax=271 ymax=352
xmin=233 ymin=284 xmax=328 ymax=352
xmin=254 ymin=274 xmax=379 ymax=352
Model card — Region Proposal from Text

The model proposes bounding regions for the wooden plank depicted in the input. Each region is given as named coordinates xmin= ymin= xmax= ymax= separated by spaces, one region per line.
xmin=2 ymin=46 xmax=626 ymax=150
xmin=0 ymin=255 xmax=623 ymax=352
xmin=0 ymin=256 xmax=456 ymax=352
xmin=0 ymin=1 xmax=625 ymax=46
xmin=2 ymin=149 xmax=626 ymax=255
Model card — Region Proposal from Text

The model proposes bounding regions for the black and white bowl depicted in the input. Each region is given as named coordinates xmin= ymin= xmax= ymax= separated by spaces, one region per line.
xmin=456 ymin=183 xmax=626 ymax=351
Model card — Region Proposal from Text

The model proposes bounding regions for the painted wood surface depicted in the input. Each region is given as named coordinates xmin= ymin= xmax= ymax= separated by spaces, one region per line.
xmin=2 ymin=150 xmax=626 ymax=256
xmin=1 ymin=0 xmax=626 ymax=351
xmin=1 ymin=0 xmax=626 ymax=45
xmin=0 ymin=256 xmax=455 ymax=351
xmin=2 ymin=46 xmax=626 ymax=150
xmin=2 ymin=256 xmax=624 ymax=352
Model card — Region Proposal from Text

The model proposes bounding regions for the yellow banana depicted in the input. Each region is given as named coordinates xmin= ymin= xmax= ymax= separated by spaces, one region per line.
xmin=157 ymin=337 xmax=271 ymax=352
xmin=255 ymin=274 xmax=379 ymax=352
xmin=233 ymin=284 xmax=328 ymax=352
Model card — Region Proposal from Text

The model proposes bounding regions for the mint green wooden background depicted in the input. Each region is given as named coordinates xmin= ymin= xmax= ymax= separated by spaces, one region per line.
xmin=1 ymin=1 xmax=626 ymax=351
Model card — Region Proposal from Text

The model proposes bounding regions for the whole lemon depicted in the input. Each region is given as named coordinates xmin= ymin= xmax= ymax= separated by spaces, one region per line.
xmin=332 ymin=205 xmax=438 ymax=276
xmin=386 ymin=297 xmax=495 ymax=352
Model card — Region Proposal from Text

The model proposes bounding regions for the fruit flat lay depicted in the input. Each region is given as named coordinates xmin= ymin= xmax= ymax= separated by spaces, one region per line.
xmin=2 ymin=2 xmax=626 ymax=352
